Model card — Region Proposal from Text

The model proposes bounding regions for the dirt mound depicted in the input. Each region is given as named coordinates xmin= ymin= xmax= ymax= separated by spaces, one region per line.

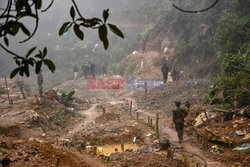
xmin=0 ymin=135 xmax=90 ymax=167
xmin=126 ymin=51 xmax=162 ymax=79
xmin=132 ymin=79 xmax=210 ymax=114
xmin=110 ymin=152 xmax=171 ymax=167
xmin=95 ymin=112 xmax=120 ymax=123
xmin=0 ymin=95 xmax=90 ymax=140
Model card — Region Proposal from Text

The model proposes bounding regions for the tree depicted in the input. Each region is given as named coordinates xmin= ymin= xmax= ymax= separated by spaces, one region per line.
xmin=0 ymin=0 xmax=124 ymax=78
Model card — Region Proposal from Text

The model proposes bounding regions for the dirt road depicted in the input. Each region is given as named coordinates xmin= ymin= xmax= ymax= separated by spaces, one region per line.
xmin=55 ymin=75 xmax=230 ymax=167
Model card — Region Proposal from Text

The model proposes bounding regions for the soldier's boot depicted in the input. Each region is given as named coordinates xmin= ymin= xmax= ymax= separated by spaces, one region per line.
xmin=180 ymin=129 xmax=184 ymax=142
xmin=177 ymin=130 xmax=182 ymax=143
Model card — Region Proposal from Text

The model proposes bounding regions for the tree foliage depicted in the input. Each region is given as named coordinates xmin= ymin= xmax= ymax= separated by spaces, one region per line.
xmin=204 ymin=0 xmax=250 ymax=108
xmin=0 ymin=0 xmax=124 ymax=78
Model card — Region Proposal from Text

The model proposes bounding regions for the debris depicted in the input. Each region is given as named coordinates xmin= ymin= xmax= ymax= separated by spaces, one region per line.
xmin=153 ymin=139 xmax=159 ymax=144
xmin=194 ymin=112 xmax=217 ymax=127
xmin=86 ymin=145 xmax=93 ymax=153
xmin=243 ymin=133 xmax=250 ymax=140
xmin=210 ymin=145 xmax=224 ymax=155
xmin=233 ymin=143 xmax=250 ymax=151
xmin=25 ymin=110 xmax=39 ymax=120
xmin=159 ymin=139 xmax=170 ymax=150
xmin=133 ymin=137 xmax=136 ymax=143
xmin=233 ymin=119 xmax=244 ymax=124
xmin=146 ymin=133 xmax=152 ymax=137
xmin=235 ymin=130 xmax=246 ymax=136
xmin=171 ymin=145 xmax=183 ymax=149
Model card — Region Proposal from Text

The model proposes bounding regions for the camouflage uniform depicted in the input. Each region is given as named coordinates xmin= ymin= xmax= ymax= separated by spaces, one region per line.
xmin=172 ymin=102 xmax=188 ymax=142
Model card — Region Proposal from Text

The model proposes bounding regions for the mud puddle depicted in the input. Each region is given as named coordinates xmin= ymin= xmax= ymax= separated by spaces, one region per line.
xmin=96 ymin=143 xmax=138 ymax=156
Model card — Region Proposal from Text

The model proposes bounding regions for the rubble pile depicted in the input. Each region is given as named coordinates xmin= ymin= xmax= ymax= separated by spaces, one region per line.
xmin=188 ymin=106 xmax=250 ymax=145
xmin=185 ymin=105 xmax=250 ymax=166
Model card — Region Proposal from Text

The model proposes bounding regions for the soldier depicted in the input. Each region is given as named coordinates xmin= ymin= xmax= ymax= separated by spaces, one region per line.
xmin=161 ymin=63 xmax=169 ymax=83
xmin=37 ymin=71 xmax=43 ymax=97
xmin=172 ymin=69 xmax=180 ymax=83
xmin=82 ymin=63 xmax=88 ymax=79
xmin=89 ymin=63 xmax=95 ymax=77
xmin=172 ymin=101 xmax=188 ymax=143
xmin=73 ymin=65 xmax=79 ymax=79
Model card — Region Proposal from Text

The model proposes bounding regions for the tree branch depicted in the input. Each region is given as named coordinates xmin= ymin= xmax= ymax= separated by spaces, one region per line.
xmin=19 ymin=6 xmax=39 ymax=43
xmin=3 ymin=0 xmax=12 ymax=36
xmin=0 ymin=0 xmax=11 ymax=17
xmin=41 ymin=0 xmax=54 ymax=12
xmin=173 ymin=0 xmax=220 ymax=13
xmin=0 ymin=42 xmax=21 ymax=58
xmin=71 ymin=0 xmax=85 ymax=19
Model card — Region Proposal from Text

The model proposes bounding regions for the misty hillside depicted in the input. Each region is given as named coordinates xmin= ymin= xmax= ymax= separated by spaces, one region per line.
xmin=0 ymin=0 xmax=248 ymax=90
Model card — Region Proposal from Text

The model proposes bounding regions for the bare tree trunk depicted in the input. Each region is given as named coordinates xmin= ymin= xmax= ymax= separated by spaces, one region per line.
xmin=37 ymin=72 xmax=43 ymax=97
xmin=4 ymin=77 xmax=12 ymax=105
xmin=20 ymin=86 xmax=25 ymax=99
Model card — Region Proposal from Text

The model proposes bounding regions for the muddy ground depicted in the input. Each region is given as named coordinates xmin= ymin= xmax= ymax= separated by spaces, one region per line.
xmin=0 ymin=54 xmax=249 ymax=167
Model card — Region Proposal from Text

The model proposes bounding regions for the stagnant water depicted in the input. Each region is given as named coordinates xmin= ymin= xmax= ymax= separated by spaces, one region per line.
xmin=96 ymin=143 xmax=139 ymax=156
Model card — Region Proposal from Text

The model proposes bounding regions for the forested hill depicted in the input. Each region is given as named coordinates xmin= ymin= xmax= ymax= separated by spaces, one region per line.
xmin=142 ymin=0 xmax=232 ymax=78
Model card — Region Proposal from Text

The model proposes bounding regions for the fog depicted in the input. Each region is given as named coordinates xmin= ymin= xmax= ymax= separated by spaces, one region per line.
xmin=0 ymin=0 xmax=231 ymax=89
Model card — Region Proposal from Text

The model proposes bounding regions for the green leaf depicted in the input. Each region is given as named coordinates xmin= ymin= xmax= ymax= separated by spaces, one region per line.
xmin=4 ymin=37 xmax=9 ymax=46
xmin=19 ymin=23 xmax=30 ymax=36
xmin=27 ymin=58 xmax=35 ymax=66
xmin=59 ymin=22 xmax=71 ymax=36
xmin=26 ymin=47 xmax=37 ymax=58
xmin=98 ymin=25 xmax=109 ymax=49
xmin=35 ymin=0 xmax=42 ymax=9
xmin=35 ymin=61 xmax=42 ymax=74
xmin=73 ymin=24 xmax=84 ymax=40
xmin=43 ymin=47 xmax=47 ymax=58
xmin=5 ymin=21 xmax=15 ymax=36
xmin=44 ymin=59 xmax=56 ymax=73
xmin=11 ymin=22 xmax=20 ymax=35
xmin=70 ymin=6 xmax=75 ymax=20
xmin=91 ymin=17 xmax=102 ymax=23
xmin=103 ymin=9 xmax=109 ymax=23
xmin=15 ymin=60 xmax=21 ymax=66
xmin=24 ymin=65 xmax=30 ymax=77
xmin=15 ymin=0 xmax=24 ymax=12
xmin=10 ymin=68 xmax=20 ymax=79
xmin=34 ymin=53 xmax=42 ymax=59
xmin=108 ymin=24 xmax=124 ymax=38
